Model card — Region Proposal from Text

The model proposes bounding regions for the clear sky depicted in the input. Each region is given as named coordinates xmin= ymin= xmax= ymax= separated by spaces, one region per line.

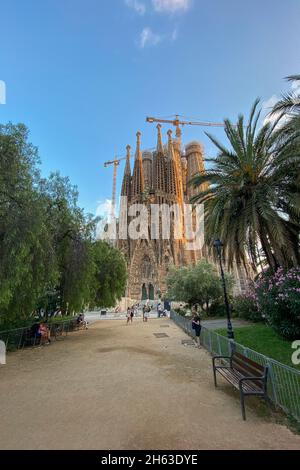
xmin=1 ymin=0 xmax=300 ymax=215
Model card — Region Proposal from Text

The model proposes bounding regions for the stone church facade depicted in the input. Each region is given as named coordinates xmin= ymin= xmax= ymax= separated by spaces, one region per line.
xmin=117 ymin=125 xmax=247 ymax=301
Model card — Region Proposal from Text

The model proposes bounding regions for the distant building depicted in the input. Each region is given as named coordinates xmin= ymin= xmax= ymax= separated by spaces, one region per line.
xmin=117 ymin=125 xmax=248 ymax=301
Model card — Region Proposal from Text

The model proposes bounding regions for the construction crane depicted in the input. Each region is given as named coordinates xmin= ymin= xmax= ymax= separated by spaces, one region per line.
xmin=146 ymin=114 xmax=226 ymax=139
xmin=104 ymin=155 xmax=127 ymax=220
xmin=104 ymin=115 xmax=226 ymax=219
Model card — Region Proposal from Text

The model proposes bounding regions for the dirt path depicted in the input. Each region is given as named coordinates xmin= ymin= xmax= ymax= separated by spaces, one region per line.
xmin=0 ymin=319 xmax=299 ymax=450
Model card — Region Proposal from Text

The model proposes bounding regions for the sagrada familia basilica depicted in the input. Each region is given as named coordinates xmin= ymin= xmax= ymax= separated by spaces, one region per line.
xmin=117 ymin=125 xmax=247 ymax=301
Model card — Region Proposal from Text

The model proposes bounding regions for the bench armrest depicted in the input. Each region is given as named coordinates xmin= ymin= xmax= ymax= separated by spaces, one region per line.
xmin=239 ymin=375 xmax=267 ymax=391
xmin=212 ymin=355 xmax=232 ymax=368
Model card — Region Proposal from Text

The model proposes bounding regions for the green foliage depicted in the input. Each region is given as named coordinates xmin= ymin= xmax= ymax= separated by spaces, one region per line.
xmin=190 ymin=100 xmax=300 ymax=271
xmin=174 ymin=307 xmax=189 ymax=317
xmin=270 ymin=75 xmax=300 ymax=117
xmin=0 ymin=123 xmax=127 ymax=328
xmin=252 ymin=267 xmax=300 ymax=340
xmin=167 ymin=259 xmax=233 ymax=314
xmin=232 ymin=295 xmax=262 ymax=322
xmin=217 ymin=324 xmax=300 ymax=371
xmin=91 ymin=241 xmax=127 ymax=308
xmin=237 ymin=267 xmax=300 ymax=340
xmin=0 ymin=123 xmax=58 ymax=326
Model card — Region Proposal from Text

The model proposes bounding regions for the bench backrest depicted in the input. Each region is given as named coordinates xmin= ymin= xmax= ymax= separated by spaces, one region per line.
xmin=232 ymin=352 xmax=267 ymax=381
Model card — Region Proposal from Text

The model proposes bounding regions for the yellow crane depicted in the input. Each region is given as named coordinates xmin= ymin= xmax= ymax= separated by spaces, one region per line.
xmin=104 ymin=156 xmax=126 ymax=221
xmin=146 ymin=114 xmax=226 ymax=140
xmin=104 ymin=115 xmax=226 ymax=218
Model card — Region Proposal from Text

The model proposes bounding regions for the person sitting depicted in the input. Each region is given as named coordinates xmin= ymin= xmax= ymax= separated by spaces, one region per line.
xmin=38 ymin=322 xmax=51 ymax=345
xmin=76 ymin=313 xmax=88 ymax=329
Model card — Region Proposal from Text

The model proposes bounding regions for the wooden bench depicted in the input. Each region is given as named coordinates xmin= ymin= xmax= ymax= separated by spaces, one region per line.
xmin=212 ymin=351 xmax=269 ymax=420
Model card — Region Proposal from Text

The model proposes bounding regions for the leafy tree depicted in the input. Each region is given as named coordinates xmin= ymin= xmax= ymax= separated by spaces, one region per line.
xmin=38 ymin=172 xmax=97 ymax=314
xmin=0 ymin=123 xmax=128 ymax=328
xmin=167 ymin=260 xmax=233 ymax=314
xmin=270 ymin=75 xmax=300 ymax=117
xmin=91 ymin=241 xmax=127 ymax=308
xmin=243 ymin=267 xmax=300 ymax=340
xmin=190 ymin=100 xmax=300 ymax=272
xmin=0 ymin=124 xmax=58 ymax=326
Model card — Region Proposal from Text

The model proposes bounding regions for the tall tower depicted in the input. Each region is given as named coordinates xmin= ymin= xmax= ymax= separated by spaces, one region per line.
xmin=131 ymin=131 xmax=144 ymax=202
xmin=185 ymin=141 xmax=206 ymax=263
xmin=167 ymin=129 xmax=184 ymax=265
xmin=167 ymin=130 xmax=181 ymax=202
xmin=185 ymin=141 xmax=206 ymax=201
xmin=121 ymin=144 xmax=132 ymax=198
xmin=153 ymin=124 xmax=167 ymax=204
xmin=142 ymin=150 xmax=153 ymax=190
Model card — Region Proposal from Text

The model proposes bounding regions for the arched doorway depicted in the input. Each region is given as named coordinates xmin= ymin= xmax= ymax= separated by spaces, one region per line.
xmin=142 ymin=283 xmax=148 ymax=300
xmin=148 ymin=283 xmax=154 ymax=300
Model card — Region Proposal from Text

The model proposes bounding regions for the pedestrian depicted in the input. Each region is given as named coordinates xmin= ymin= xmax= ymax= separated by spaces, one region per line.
xmin=142 ymin=305 xmax=146 ymax=322
xmin=130 ymin=306 xmax=134 ymax=323
xmin=157 ymin=303 xmax=163 ymax=318
xmin=144 ymin=308 xmax=150 ymax=323
xmin=192 ymin=314 xmax=201 ymax=348
xmin=126 ymin=307 xmax=131 ymax=325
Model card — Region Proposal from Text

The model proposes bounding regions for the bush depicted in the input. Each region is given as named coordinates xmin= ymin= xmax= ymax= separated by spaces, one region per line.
xmin=208 ymin=303 xmax=228 ymax=317
xmin=232 ymin=295 xmax=262 ymax=322
xmin=254 ymin=267 xmax=300 ymax=340
xmin=243 ymin=267 xmax=300 ymax=340
xmin=174 ymin=307 xmax=188 ymax=317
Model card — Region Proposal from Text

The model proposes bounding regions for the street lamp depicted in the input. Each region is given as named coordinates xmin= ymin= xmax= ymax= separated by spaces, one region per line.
xmin=213 ymin=239 xmax=234 ymax=340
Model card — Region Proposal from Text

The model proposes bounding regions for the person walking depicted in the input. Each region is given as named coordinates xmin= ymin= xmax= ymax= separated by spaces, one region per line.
xmin=144 ymin=307 xmax=150 ymax=323
xmin=126 ymin=307 xmax=131 ymax=325
xmin=130 ymin=307 xmax=134 ymax=323
xmin=192 ymin=314 xmax=201 ymax=348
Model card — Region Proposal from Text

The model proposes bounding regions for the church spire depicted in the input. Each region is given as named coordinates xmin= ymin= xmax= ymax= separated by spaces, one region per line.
xmin=132 ymin=131 xmax=144 ymax=197
xmin=153 ymin=124 xmax=166 ymax=194
xmin=167 ymin=129 xmax=175 ymax=160
xmin=121 ymin=144 xmax=132 ymax=197
xmin=167 ymin=129 xmax=183 ymax=202
xmin=167 ymin=130 xmax=178 ymax=195
xmin=124 ymin=144 xmax=131 ymax=177
xmin=156 ymin=124 xmax=164 ymax=154
xmin=136 ymin=131 xmax=142 ymax=160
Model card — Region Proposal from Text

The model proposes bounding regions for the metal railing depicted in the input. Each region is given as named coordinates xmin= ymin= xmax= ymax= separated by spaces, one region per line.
xmin=170 ymin=311 xmax=300 ymax=422
xmin=0 ymin=318 xmax=82 ymax=351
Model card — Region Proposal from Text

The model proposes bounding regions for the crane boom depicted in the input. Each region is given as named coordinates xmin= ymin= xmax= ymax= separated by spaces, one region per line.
xmin=104 ymin=114 xmax=227 ymax=219
xmin=146 ymin=115 xmax=226 ymax=129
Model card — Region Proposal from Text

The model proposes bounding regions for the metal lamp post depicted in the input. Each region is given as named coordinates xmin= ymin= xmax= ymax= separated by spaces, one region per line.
xmin=213 ymin=239 xmax=234 ymax=340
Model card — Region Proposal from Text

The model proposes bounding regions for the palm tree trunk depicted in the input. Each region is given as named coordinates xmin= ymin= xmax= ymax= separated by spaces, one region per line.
xmin=258 ymin=230 xmax=278 ymax=272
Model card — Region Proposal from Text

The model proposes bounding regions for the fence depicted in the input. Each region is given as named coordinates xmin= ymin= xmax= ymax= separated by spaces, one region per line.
xmin=170 ymin=311 xmax=300 ymax=422
xmin=0 ymin=318 xmax=81 ymax=351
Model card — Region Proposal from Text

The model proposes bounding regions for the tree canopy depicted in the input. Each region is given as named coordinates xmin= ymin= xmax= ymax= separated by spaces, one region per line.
xmin=166 ymin=259 xmax=233 ymax=313
xmin=0 ymin=123 xmax=127 ymax=328
xmin=190 ymin=99 xmax=300 ymax=272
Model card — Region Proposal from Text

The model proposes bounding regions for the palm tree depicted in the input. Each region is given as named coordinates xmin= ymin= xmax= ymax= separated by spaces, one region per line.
xmin=190 ymin=100 xmax=300 ymax=272
xmin=270 ymin=75 xmax=300 ymax=116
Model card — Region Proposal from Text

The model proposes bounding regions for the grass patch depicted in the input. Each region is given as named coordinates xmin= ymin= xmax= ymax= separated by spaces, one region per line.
xmin=216 ymin=323 xmax=300 ymax=371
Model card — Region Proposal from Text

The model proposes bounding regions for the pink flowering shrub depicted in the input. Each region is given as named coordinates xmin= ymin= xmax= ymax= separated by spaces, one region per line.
xmin=244 ymin=267 xmax=300 ymax=340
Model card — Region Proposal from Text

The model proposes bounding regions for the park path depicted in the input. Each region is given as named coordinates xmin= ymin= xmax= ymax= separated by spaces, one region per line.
xmin=0 ymin=318 xmax=299 ymax=450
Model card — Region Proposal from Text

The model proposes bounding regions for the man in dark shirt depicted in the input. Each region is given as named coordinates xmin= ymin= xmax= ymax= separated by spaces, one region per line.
xmin=192 ymin=314 xmax=201 ymax=348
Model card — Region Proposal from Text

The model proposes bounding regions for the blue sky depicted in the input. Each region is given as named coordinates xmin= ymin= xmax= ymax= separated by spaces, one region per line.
xmin=1 ymin=0 xmax=300 ymax=215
